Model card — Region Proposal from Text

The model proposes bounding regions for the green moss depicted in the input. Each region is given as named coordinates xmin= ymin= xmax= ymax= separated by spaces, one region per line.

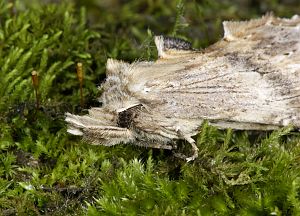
xmin=1 ymin=0 xmax=300 ymax=215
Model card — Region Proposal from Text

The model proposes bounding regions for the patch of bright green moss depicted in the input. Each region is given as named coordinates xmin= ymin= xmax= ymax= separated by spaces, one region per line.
xmin=1 ymin=0 xmax=300 ymax=215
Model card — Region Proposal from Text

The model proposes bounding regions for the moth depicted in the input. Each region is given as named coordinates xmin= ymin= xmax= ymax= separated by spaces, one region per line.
xmin=66 ymin=14 xmax=300 ymax=161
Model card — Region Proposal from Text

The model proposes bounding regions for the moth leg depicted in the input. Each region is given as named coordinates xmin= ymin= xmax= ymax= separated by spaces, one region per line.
xmin=185 ymin=139 xmax=199 ymax=162
xmin=174 ymin=128 xmax=199 ymax=162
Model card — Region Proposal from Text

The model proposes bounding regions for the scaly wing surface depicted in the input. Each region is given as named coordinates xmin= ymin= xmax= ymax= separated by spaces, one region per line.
xmin=129 ymin=14 xmax=300 ymax=129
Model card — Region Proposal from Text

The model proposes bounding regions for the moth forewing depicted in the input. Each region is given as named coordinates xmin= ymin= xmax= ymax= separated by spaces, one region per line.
xmin=66 ymin=14 xmax=300 ymax=161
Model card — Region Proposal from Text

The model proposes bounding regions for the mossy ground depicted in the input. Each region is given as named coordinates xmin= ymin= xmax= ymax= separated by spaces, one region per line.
xmin=1 ymin=0 xmax=300 ymax=215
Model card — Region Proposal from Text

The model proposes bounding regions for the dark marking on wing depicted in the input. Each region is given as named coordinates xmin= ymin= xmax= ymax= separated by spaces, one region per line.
xmin=162 ymin=36 xmax=194 ymax=51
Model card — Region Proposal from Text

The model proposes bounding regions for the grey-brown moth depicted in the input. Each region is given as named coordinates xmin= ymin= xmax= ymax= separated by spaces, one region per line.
xmin=66 ymin=14 xmax=300 ymax=161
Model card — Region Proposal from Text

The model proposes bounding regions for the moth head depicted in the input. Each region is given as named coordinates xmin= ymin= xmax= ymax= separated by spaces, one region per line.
xmin=65 ymin=105 xmax=141 ymax=146
xmin=66 ymin=58 xmax=144 ymax=146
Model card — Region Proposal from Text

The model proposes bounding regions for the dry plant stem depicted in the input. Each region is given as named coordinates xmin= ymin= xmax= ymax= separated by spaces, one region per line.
xmin=66 ymin=14 xmax=300 ymax=161
xmin=31 ymin=71 xmax=39 ymax=110
xmin=76 ymin=62 xmax=84 ymax=108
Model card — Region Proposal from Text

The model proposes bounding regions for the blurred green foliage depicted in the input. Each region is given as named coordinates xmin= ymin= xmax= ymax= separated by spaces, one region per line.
xmin=1 ymin=0 xmax=300 ymax=215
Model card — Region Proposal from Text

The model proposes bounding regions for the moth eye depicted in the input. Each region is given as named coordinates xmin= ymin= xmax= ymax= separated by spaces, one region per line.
xmin=117 ymin=109 xmax=134 ymax=128
xmin=117 ymin=104 xmax=143 ymax=128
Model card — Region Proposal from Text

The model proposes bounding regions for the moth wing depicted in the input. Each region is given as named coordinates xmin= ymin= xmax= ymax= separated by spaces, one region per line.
xmin=129 ymin=14 xmax=300 ymax=130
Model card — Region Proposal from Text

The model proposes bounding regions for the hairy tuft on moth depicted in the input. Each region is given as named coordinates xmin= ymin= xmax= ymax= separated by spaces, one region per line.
xmin=66 ymin=14 xmax=300 ymax=161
